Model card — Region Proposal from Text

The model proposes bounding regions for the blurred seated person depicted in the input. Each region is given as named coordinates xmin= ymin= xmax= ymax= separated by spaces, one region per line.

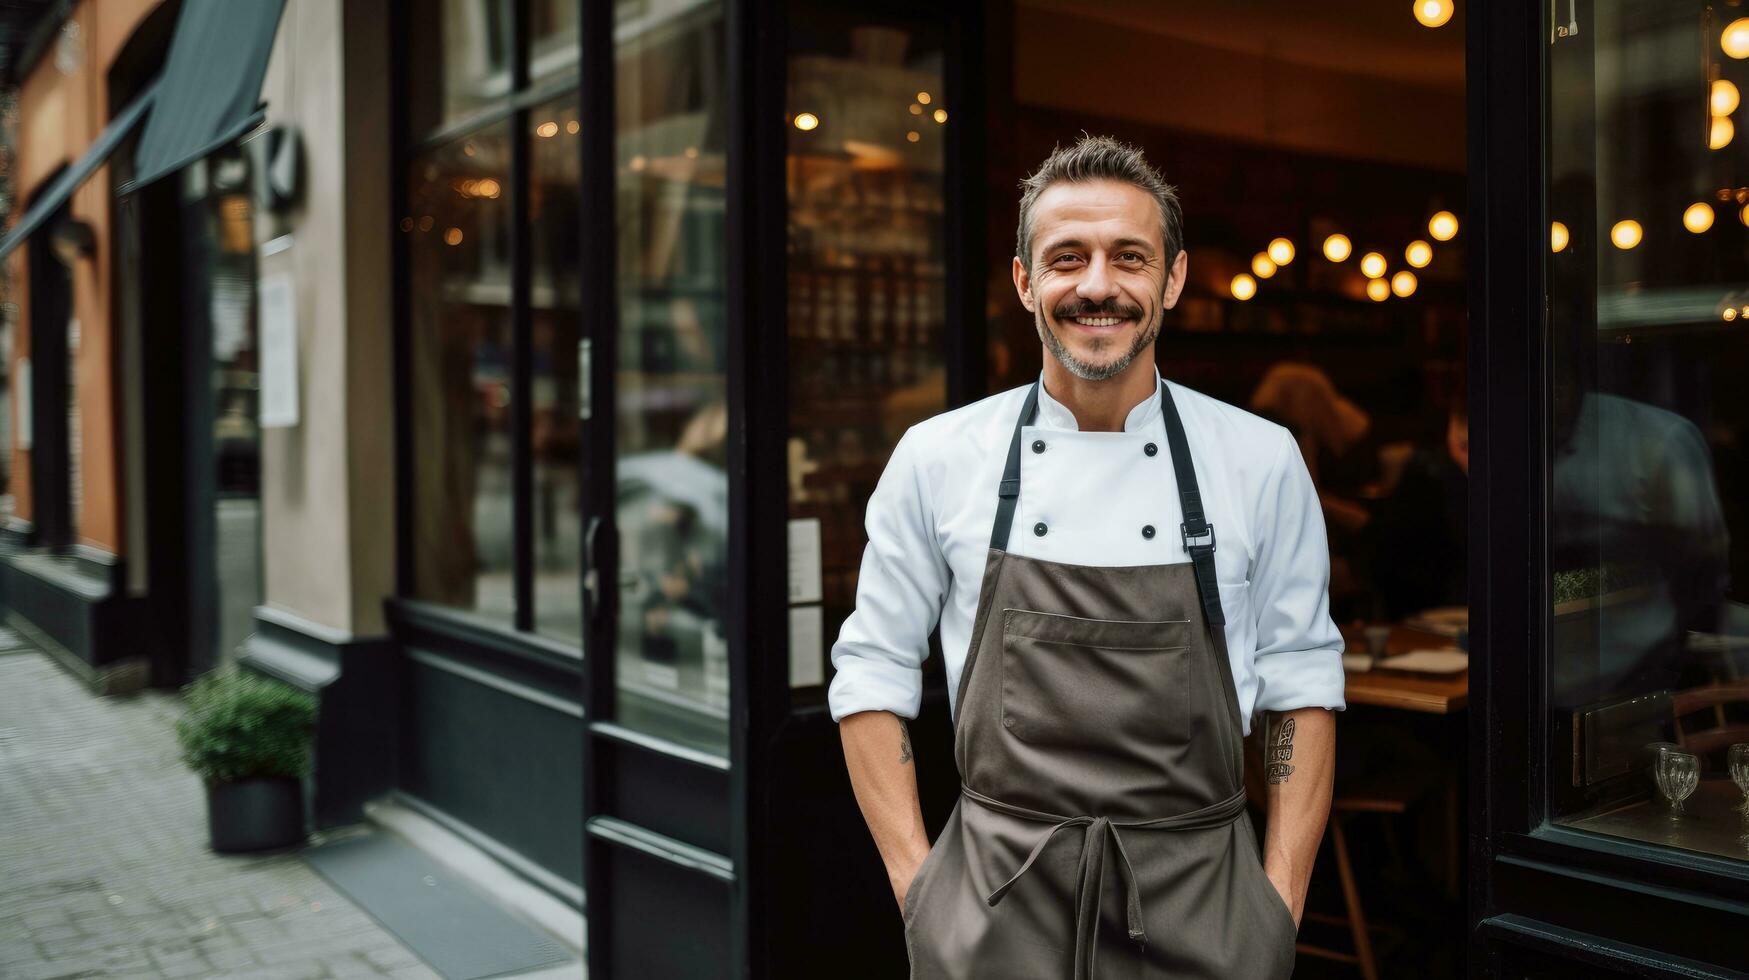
xmin=1370 ymin=394 xmax=1468 ymax=621
xmin=1250 ymin=363 xmax=1382 ymax=617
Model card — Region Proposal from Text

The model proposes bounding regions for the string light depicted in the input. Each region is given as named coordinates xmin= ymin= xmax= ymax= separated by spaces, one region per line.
xmin=1391 ymin=270 xmax=1418 ymax=297
xmin=916 ymin=91 xmax=932 ymax=105
xmin=1231 ymin=274 xmax=1257 ymax=301
xmin=1267 ymin=238 xmax=1296 ymax=265
xmin=1609 ymin=219 xmax=1642 ymax=249
xmin=1367 ymin=278 xmax=1391 ymax=302
xmin=1725 ymin=18 xmax=1749 ymax=59
xmin=1413 ymin=0 xmax=1454 ymax=29
xmin=934 ymin=109 xmax=948 ymax=124
xmin=1323 ymin=234 xmax=1352 ymax=262
xmin=1684 ymin=202 xmax=1716 ymax=233
xmin=1405 ymin=240 xmax=1433 ymax=268
xmin=1713 ymin=115 xmax=1736 ymax=150
xmin=1360 ymin=252 xmax=1387 ymax=279
xmin=1550 ymin=221 xmax=1569 ymax=252
xmin=793 ymin=112 xmax=819 ymax=131
xmin=1428 ymin=211 xmax=1459 ymax=241
xmin=1252 ymin=253 xmax=1277 ymax=278
xmin=1715 ymin=79 xmax=1741 ymax=116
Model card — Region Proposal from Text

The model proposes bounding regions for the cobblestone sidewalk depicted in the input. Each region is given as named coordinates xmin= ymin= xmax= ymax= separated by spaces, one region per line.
xmin=0 ymin=644 xmax=438 ymax=980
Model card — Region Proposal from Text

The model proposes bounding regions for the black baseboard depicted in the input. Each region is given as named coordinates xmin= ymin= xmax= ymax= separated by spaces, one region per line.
xmin=0 ymin=545 xmax=151 ymax=692
xmin=239 ymin=607 xmax=399 ymax=830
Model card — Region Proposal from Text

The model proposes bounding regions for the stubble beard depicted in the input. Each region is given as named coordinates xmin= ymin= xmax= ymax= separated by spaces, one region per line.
xmin=1036 ymin=305 xmax=1163 ymax=382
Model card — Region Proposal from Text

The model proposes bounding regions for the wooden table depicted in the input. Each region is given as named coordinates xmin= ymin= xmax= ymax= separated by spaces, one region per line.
xmin=1340 ymin=625 xmax=1469 ymax=713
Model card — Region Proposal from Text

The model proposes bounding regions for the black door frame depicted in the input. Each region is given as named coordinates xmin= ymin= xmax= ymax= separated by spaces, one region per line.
xmin=1467 ymin=2 xmax=1749 ymax=974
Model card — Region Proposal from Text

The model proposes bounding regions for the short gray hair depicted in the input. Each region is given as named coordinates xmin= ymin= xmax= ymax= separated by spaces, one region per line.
xmin=1015 ymin=135 xmax=1183 ymax=268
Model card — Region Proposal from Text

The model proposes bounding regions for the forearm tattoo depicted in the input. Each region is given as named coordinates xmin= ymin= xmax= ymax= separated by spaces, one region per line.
xmin=1265 ymin=716 xmax=1296 ymax=784
xmin=899 ymin=721 xmax=913 ymax=765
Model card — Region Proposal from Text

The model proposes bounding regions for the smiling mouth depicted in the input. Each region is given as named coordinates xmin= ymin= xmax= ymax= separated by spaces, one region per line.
xmin=1069 ymin=315 xmax=1130 ymax=327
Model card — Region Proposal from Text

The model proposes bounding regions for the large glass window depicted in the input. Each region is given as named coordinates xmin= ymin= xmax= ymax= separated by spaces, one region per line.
xmin=611 ymin=0 xmax=730 ymax=752
xmin=404 ymin=2 xmax=582 ymax=642
xmin=531 ymin=96 xmax=583 ymax=642
xmin=1548 ymin=0 xmax=1749 ymax=861
xmin=783 ymin=8 xmax=948 ymax=703
xmin=408 ymin=123 xmax=516 ymax=624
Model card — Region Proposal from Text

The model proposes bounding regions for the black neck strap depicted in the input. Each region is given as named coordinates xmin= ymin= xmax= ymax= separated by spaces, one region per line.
xmin=989 ymin=380 xmax=1225 ymax=627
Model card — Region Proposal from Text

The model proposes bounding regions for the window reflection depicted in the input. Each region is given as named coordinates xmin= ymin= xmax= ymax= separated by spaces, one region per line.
xmin=1549 ymin=0 xmax=1749 ymax=861
xmin=785 ymin=10 xmax=948 ymax=700
xmin=612 ymin=0 xmax=730 ymax=753
xmin=408 ymin=124 xmax=515 ymax=625
xmin=529 ymin=0 xmax=579 ymax=80
xmin=406 ymin=0 xmax=513 ymax=138
xmin=530 ymin=97 xmax=583 ymax=643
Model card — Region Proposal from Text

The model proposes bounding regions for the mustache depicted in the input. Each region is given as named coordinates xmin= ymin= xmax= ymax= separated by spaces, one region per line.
xmin=1051 ymin=298 xmax=1146 ymax=320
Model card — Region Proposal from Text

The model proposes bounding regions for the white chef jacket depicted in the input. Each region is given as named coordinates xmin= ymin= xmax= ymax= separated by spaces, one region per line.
xmin=827 ymin=372 xmax=1347 ymax=735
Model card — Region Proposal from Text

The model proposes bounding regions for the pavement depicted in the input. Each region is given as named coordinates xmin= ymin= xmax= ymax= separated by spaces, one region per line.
xmin=0 ymin=635 xmax=574 ymax=980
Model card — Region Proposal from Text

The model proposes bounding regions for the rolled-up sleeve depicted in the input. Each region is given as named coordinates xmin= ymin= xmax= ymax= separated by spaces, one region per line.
xmin=1249 ymin=428 xmax=1347 ymax=715
xmin=827 ymin=427 xmax=949 ymax=722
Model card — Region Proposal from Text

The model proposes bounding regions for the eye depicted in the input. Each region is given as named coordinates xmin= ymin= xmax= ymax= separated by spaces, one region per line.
xmin=1118 ymin=251 xmax=1145 ymax=263
xmin=1052 ymin=253 xmax=1082 ymax=266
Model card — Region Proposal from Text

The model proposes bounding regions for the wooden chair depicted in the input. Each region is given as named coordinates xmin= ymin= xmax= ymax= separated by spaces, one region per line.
xmin=1292 ymin=785 xmax=1416 ymax=980
xmin=1243 ymin=739 xmax=1418 ymax=980
xmin=1672 ymin=679 xmax=1749 ymax=764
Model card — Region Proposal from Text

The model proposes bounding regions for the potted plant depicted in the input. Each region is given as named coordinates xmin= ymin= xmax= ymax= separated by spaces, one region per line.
xmin=175 ymin=669 xmax=316 ymax=852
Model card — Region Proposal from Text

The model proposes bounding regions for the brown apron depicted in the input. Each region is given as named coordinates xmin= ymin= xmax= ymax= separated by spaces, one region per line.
xmin=901 ymin=382 xmax=1299 ymax=979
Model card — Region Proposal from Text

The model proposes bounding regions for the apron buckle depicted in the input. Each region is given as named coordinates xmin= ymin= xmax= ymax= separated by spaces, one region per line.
xmin=1180 ymin=520 xmax=1216 ymax=553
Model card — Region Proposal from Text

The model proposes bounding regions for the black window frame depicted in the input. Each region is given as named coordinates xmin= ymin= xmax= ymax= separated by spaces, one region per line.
xmin=1469 ymin=1 xmax=1749 ymax=971
xmin=391 ymin=0 xmax=583 ymax=645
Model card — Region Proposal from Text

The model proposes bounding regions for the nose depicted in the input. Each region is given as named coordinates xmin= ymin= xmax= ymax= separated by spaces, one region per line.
xmin=1076 ymin=254 xmax=1119 ymax=303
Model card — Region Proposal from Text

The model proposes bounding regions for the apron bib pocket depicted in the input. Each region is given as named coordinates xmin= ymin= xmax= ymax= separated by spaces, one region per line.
xmin=999 ymin=608 xmax=1191 ymax=749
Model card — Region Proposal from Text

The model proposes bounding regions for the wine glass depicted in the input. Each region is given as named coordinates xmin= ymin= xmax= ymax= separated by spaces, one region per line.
xmin=1655 ymin=747 xmax=1701 ymax=818
xmin=1730 ymin=744 xmax=1749 ymax=813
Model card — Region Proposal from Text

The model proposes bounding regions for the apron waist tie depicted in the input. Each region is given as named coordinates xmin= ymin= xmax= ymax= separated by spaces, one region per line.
xmin=965 ymin=785 xmax=1249 ymax=980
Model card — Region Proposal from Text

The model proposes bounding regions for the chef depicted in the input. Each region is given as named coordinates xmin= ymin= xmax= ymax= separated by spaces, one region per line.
xmin=829 ymin=135 xmax=1345 ymax=979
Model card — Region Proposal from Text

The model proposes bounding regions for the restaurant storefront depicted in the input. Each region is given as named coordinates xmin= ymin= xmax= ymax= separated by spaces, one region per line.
xmin=5 ymin=0 xmax=1748 ymax=976
xmin=374 ymin=0 xmax=1749 ymax=974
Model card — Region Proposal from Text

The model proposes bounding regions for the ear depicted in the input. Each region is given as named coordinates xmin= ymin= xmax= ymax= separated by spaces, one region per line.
xmin=1012 ymin=255 xmax=1036 ymax=312
xmin=1161 ymin=249 xmax=1189 ymax=309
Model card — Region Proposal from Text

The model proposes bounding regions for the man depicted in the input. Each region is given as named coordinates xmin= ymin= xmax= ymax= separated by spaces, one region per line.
xmin=829 ymin=135 xmax=1344 ymax=978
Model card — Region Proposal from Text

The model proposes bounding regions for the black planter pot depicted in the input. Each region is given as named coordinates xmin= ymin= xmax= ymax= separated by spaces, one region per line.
xmin=206 ymin=776 xmax=305 ymax=852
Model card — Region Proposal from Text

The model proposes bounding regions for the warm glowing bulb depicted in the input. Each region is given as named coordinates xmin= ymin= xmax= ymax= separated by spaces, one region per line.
xmin=1366 ymin=278 xmax=1391 ymax=302
xmin=1713 ymin=115 xmax=1736 ymax=149
xmin=794 ymin=112 xmax=820 ymax=131
xmin=1725 ymin=18 xmax=1749 ymax=59
xmin=1741 ymin=204 xmax=1749 ymax=227
xmin=1725 ymin=307 xmax=1739 ymax=322
xmin=1685 ymin=202 xmax=1716 ymax=233
xmin=1610 ymin=219 xmax=1643 ymax=249
xmin=906 ymin=130 xmax=920 ymax=143
xmin=1391 ymin=270 xmax=1418 ymax=297
xmin=916 ymin=91 xmax=932 ymax=105
xmin=1550 ymin=221 xmax=1569 ymax=252
xmin=1267 ymin=238 xmax=1295 ymax=265
xmin=933 ymin=108 xmax=948 ymax=124
xmin=1252 ymin=253 xmax=1277 ymax=278
xmin=1715 ymin=80 xmax=1742 ymax=116
xmin=1428 ymin=211 xmax=1459 ymax=241
xmin=1231 ymin=274 xmax=1257 ymax=301
xmin=535 ymin=121 xmax=559 ymax=138
xmin=909 ymin=103 xmax=923 ymax=116
xmin=1323 ymin=234 xmax=1352 ymax=262
xmin=1414 ymin=0 xmax=1454 ymax=29
xmin=1359 ymin=252 xmax=1387 ymax=278
xmin=1405 ymin=240 xmax=1433 ymax=268
xmin=444 ymin=227 xmax=464 ymax=246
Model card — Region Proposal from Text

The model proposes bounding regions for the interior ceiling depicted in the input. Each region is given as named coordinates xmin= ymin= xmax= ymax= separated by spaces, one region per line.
xmin=1017 ymin=0 xmax=1465 ymax=92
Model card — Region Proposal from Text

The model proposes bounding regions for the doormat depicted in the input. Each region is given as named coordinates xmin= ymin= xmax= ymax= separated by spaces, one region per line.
xmin=303 ymin=830 xmax=573 ymax=979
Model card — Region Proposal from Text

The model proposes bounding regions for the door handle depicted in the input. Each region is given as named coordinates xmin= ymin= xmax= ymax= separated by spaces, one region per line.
xmin=584 ymin=515 xmax=617 ymax=633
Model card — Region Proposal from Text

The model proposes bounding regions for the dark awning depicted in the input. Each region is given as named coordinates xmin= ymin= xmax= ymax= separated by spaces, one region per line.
xmin=0 ymin=84 xmax=156 ymax=263
xmin=120 ymin=0 xmax=287 ymax=193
